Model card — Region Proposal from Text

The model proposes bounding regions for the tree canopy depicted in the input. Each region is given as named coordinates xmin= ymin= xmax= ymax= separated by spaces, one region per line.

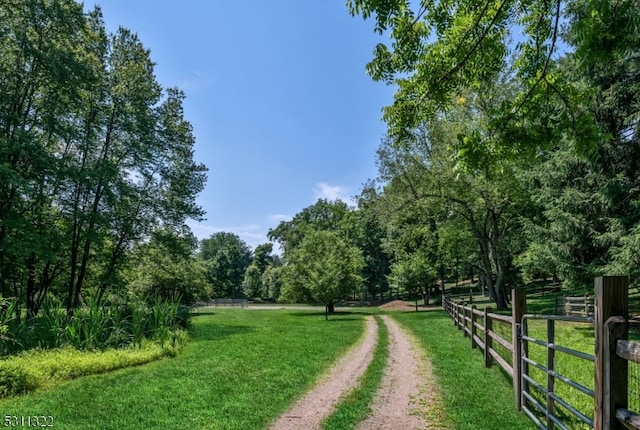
xmin=0 ymin=1 xmax=207 ymax=318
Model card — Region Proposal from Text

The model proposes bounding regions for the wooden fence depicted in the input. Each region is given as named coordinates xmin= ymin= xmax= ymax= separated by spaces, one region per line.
xmin=443 ymin=297 xmax=515 ymax=378
xmin=604 ymin=316 xmax=640 ymax=430
xmin=442 ymin=276 xmax=638 ymax=430
xmin=555 ymin=294 xmax=595 ymax=317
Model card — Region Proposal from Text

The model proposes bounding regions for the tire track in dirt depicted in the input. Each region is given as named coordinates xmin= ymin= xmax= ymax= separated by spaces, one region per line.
xmin=269 ymin=316 xmax=378 ymax=430
xmin=357 ymin=315 xmax=446 ymax=430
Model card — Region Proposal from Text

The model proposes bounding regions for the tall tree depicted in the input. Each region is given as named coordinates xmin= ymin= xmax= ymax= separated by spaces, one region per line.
xmin=0 ymin=3 xmax=207 ymax=317
xmin=268 ymin=199 xmax=350 ymax=254
xmin=281 ymin=230 xmax=364 ymax=319
xmin=341 ymin=187 xmax=391 ymax=302
xmin=375 ymin=106 xmax=530 ymax=309
xmin=200 ymin=233 xmax=251 ymax=298
xmin=242 ymin=243 xmax=274 ymax=300
xmin=126 ymin=227 xmax=208 ymax=305
xmin=0 ymin=0 xmax=107 ymax=317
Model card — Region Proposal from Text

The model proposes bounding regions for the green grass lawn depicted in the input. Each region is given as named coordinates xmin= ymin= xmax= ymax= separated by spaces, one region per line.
xmin=0 ymin=309 xmax=367 ymax=429
xmin=391 ymin=309 xmax=537 ymax=430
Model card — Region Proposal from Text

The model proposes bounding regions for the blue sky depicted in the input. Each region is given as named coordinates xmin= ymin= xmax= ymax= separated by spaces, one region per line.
xmin=94 ymin=1 xmax=395 ymax=250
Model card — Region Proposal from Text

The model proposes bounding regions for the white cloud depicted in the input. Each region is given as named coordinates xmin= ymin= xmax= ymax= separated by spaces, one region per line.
xmin=313 ymin=182 xmax=350 ymax=201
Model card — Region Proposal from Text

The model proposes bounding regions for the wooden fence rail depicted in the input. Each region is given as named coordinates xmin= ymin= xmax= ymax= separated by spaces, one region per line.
xmin=556 ymin=294 xmax=595 ymax=317
xmin=443 ymin=295 xmax=516 ymax=388
xmin=443 ymin=276 xmax=635 ymax=430
xmin=605 ymin=316 xmax=640 ymax=430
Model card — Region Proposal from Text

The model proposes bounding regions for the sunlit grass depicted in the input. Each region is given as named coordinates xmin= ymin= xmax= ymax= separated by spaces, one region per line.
xmin=0 ymin=309 xmax=367 ymax=429
xmin=391 ymin=310 xmax=536 ymax=430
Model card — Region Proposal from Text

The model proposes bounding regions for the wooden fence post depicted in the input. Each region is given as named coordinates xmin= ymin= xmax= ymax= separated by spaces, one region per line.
xmin=594 ymin=276 xmax=628 ymax=430
xmin=471 ymin=305 xmax=477 ymax=349
xmin=512 ymin=288 xmax=527 ymax=411
xmin=463 ymin=304 xmax=469 ymax=337
xmin=484 ymin=307 xmax=493 ymax=368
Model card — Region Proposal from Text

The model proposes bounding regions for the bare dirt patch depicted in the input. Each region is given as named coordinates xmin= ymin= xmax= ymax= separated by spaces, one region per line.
xmin=378 ymin=300 xmax=417 ymax=311
xmin=357 ymin=315 xmax=448 ymax=430
xmin=378 ymin=300 xmax=442 ymax=311
xmin=269 ymin=316 xmax=378 ymax=430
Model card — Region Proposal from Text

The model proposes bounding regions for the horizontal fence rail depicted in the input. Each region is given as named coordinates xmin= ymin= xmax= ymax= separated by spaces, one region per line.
xmin=606 ymin=316 xmax=640 ymax=430
xmin=443 ymin=277 xmax=634 ymax=430
xmin=443 ymin=296 xmax=514 ymax=379
xmin=521 ymin=314 xmax=595 ymax=430
xmin=555 ymin=295 xmax=595 ymax=317
xmin=193 ymin=299 xmax=248 ymax=309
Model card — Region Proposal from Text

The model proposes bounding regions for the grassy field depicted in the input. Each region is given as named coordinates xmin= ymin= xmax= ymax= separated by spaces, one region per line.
xmin=1 ymin=299 xmax=594 ymax=429
xmin=0 ymin=309 xmax=367 ymax=429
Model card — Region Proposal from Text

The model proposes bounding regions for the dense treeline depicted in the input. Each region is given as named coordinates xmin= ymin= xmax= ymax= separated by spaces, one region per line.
xmin=0 ymin=0 xmax=206 ymax=351
xmin=342 ymin=0 xmax=640 ymax=309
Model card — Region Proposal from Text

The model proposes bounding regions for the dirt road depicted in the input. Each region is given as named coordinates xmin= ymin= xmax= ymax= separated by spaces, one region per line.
xmin=269 ymin=314 xmax=446 ymax=429
xmin=269 ymin=316 xmax=378 ymax=430
xmin=357 ymin=315 xmax=446 ymax=429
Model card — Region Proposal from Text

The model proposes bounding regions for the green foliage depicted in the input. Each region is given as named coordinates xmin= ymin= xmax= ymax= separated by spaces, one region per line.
xmin=199 ymin=232 xmax=251 ymax=298
xmin=242 ymin=264 xmax=263 ymax=300
xmin=268 ymin=199 xmax=350 ymax=254
xmin=0 ymin=339 xmax=183 ymax=398
xmin=0 ymin=0 xmax=206 ymax=328
xmin=349 ymin=0 xmax=640 ymax=294
xmin=281 ymin=230 xmax=364 ymax=310
xmin=0 ymin=295 xmax=188 ymax=356
xmin=343 ymin=191 xmax=392 ymax=301
xmin=261 ymin=264 xmax=284 ymax=301
xmin=241 ymin=242 xmax=277 ymax=300
xmin=388 ymin=250 xmax=438 ymax=300
xmin=126 ymin=228 xmax=208 ymax=305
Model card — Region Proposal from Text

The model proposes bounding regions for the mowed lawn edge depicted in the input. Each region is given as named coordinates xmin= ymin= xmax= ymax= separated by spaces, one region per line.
xmin=0 ymin=309 xmax=368 ymax=430
xmin=390 ymin=309 xmax=537 ymax=430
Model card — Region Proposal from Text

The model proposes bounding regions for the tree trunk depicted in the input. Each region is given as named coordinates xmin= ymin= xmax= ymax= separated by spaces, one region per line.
xmin=327 ymin=301 xmax=335 ymax=313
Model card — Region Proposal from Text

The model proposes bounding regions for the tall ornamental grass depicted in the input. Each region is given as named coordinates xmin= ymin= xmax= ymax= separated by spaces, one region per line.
xmin=0 ymin=295 xmax=190 ymax=355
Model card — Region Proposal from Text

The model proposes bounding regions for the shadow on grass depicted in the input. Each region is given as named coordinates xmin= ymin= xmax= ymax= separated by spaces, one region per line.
xmin=190 ymin=322 xmax=254 ymax=340
xmin=190 ymin=309 xmax=218 ymax=316
xmin=287 ymin=310 xmax=376 ymax=319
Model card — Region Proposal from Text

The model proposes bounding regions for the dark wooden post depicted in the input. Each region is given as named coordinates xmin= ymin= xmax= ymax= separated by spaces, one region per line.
xmin=512 ymin=288 xmax=527 ymax=411
xmin=463 ymin=304 xmax=468 ymax=337
xmin=484 ymin=307 xmax=493 ymax=368
xmin=594 ymin=276 xmax=628 ymax=430
xmin=471 ymin=305 xmax=477 ymax=349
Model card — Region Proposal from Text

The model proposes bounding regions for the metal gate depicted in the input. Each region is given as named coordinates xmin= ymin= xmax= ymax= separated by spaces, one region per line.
xmin=521 ymin=314 xmax=595 ymax=429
